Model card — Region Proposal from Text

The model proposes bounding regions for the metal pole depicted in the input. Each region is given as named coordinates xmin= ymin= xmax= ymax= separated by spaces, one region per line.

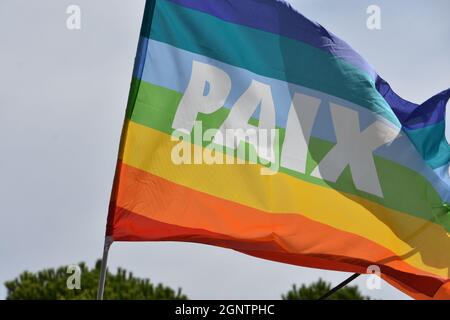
xmin=318 ymin=273 xmax=361 ymax=300
xmin=96 ymin=236 xmax=113 ymax=300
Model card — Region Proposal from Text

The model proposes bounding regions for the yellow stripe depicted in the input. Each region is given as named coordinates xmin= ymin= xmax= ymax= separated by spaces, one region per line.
xmin=120 ymin=120 xmax=450 ymax=277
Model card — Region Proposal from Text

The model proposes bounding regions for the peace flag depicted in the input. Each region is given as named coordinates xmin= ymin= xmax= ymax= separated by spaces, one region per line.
xmin=105 ymin=0 xmax=450 ymax=299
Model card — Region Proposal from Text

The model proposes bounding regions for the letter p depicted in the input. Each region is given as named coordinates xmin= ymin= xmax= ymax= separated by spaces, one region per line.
xmin=172 ymin=61 xmax=232 ymax=132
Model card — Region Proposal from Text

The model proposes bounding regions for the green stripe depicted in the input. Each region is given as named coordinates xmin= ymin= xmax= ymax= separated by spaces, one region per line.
xmin=126 ymin=78 xmax=449 ymax=231
xmin=147 ymin=0 xmax=400 ymax=127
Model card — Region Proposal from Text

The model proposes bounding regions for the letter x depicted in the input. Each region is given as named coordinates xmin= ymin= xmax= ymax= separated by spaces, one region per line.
xmin=311 ymin=103 xmax=400 ymax=197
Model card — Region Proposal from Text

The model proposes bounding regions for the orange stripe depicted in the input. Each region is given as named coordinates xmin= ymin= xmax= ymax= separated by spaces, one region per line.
xmin=108 ymin=162 xmax=448 ymax=298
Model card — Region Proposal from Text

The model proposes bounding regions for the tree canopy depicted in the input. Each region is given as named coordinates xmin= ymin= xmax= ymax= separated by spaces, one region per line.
xmin=282 ymin=278 xmax=370 ymax=300
xmin=5 ymin=260 xmax=187 ymax=300
xmin=5 ymin=261 xmax=369 ymax=300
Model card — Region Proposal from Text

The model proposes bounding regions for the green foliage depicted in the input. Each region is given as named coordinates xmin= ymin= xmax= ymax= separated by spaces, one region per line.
xmin=282 ymin=278 xmax=370 ymax=300
xmin=5 ymin=260 xmax=187 ymax=300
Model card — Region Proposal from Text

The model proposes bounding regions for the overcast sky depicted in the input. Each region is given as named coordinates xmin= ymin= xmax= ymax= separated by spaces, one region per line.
xmin=1 ymin=0 xmax=449 ymax=300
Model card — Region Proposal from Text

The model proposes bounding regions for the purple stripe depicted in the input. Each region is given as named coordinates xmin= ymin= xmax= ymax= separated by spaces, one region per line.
xmin=167 ymin=0 xmax=377 ymax=79
xmin=376 ymin=77 xmax=450 ymax=130
xmin=376 ymin=76 xmax=450 ymax=168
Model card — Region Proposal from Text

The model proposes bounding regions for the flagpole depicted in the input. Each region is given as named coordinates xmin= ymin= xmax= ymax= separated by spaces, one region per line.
xmin=318 ymin=273 xmax=361 ymax=300
xmin=96 ymin=236 xmax=113 ymax=300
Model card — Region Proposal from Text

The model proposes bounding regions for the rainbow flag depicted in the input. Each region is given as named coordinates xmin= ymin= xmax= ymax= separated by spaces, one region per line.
xmin=106 ymin=0 xmax=450 ymax=299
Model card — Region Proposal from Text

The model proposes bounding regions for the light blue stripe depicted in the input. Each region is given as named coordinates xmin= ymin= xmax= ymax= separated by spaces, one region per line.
xmin=141 ymin=39 xmax=397 ymax=132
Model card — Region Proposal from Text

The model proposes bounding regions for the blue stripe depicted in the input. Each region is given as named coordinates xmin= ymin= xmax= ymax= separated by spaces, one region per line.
xmin=139 ymin=39 xmax=394 ymax=133
xmin=376 ymin=77 xmax=450 ymax=130
xmin=166 ymin=0 xmax=377 ymax=80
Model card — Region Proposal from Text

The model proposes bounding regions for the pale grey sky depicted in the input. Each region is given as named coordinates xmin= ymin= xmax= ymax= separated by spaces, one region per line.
xmin=0 ymin=0 xmax=449 ymax=300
